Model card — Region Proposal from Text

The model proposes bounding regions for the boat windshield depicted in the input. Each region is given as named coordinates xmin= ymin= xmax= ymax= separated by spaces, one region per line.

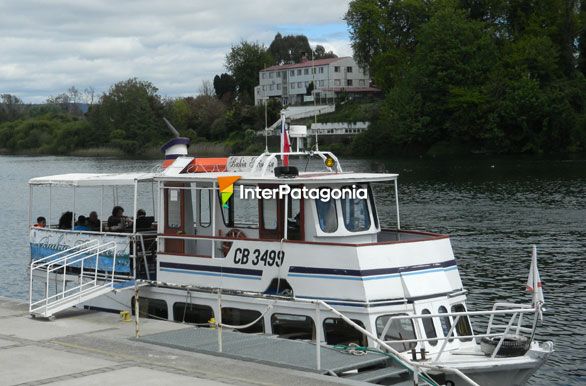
xmin=341 ymin=185 xmax=370 ymax=232
xmin=315 ymin=193 xmax=337 ymax=233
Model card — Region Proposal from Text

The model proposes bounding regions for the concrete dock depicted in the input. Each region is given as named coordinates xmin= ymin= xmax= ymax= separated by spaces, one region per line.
xmin=0 ymin=296 xmax=364 ymax=386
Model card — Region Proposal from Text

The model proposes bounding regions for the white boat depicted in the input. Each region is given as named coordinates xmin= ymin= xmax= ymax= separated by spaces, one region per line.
xmin=27 ymin=135 xmax=553 ymax=386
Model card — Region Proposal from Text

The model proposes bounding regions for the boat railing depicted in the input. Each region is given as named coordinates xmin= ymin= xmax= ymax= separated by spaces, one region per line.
xmin=29 ymin=241 xmax=118 ymax=317
xmin=379 ymin=303 xmax=539 ymax=362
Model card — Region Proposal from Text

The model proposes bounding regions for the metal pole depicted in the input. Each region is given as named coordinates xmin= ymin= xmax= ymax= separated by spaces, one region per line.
xmin=217 ymin=290 xmax=222 ymax=352
xmin=49 ymin=185 xmax=52 ymax=228
xmin=315 ymin=301 xmax=321 ymax=371
xmin=134 ymin=284 xmax=140 ymax=338
xmin=132 ymin=180 xmax=138 ymax=234
xmin=28 ymin=186 xmax=32 ymax=228
xmin=100 ymin=186 xmax=104 ymax=232
xmin=211 ymin=184 xmax=216 ymax=259
xmin=394 ymin=180 xmax=401 ymax=230
xmin=72 ymin=186 xmax=76 ymax=229
xmin=283 ymin=193 xmax=289 ymax=240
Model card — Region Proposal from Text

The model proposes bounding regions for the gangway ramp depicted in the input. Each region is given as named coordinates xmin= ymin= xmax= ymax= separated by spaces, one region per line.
xmin=139 ymin=327 xmax=412 ymax=385
xmin=29 ymin=240 xmax=131 ymax=318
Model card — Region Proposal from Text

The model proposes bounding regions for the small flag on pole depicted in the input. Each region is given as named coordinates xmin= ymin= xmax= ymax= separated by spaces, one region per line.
xmin=527 ymin=245 xmax=544 ymax=321
xmin=280 ymin=113 xmax=291 ymax=166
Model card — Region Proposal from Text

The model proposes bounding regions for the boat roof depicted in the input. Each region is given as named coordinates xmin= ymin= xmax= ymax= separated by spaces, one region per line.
xmin=29 ymin=172 xmax=156 ymax=187
xmin=155 ymin=171 xmax=397 ymax=185
xmin=28 ymin=171 xmax=397 ymax=187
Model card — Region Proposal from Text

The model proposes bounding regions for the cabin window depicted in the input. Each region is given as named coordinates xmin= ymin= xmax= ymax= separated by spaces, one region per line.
xmin=421 ymin=309 xmax=438 ymax=346
xmin=271 ymin=313 xmax=315 ymax=340
xmin=199 ymin=187 xmax=211 ymax=227
xmin=323 ymin=318 xmax=367 ymax=346
xmin=287 ymin=192 xmax=303 ymax=240
xmin=376 ymin=314 xmax=417 ymax=352
xmin=315 ymin=193 xmax=337 ymax=233
xmin=173 ymin=302 xmax=214 ymax=325
xmin=438 ymin=306 xmax=454 ymax=342
xmin=233 ymin=186 xmax=258 ymax=228
xmin=451 ymin=304 xmax=473 ymax=341
xmin=132 ymin=297 xmax=168 ymax=320
xmin=222 ymin=308 xmax=264 ymax=333
xmin=341 ymin=185 xmax=370 ymax=232
xmin=367 ymin=184 xmax=379 ymax=229
xmin=262 ymin=197 xmax=278 ymax=230
xmin=167 ymin=188 xmax=181 ymax=229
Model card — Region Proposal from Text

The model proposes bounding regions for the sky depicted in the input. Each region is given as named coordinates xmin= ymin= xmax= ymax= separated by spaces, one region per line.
xmin=0 ymin=0 xmax=353 ymax=103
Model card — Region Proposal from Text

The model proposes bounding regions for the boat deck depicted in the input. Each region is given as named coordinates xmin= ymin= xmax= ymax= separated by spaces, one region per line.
xmin=139 ymin=327 xmax=390 ymax=374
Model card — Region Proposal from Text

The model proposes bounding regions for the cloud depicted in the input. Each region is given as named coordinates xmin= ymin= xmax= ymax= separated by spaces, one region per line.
xmin=0 ymin=0 xmax=353 ymax=102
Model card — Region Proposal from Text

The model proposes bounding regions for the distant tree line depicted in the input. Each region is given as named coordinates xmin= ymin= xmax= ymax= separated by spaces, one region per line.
xmin=347 ymin=0 xmax=586 ymax=155
xmin=0 ymin=33 xmax=334 ymax=156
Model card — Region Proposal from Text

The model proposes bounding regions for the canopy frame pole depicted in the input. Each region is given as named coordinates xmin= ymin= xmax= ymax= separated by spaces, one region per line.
xmin=100 ymin=186 xmax=104 ymax=232
xmin=49 ymin=185 xmax=52 ymax=229
xmin=211 ymin=183 xmax=217 ymax=259
xmin=394 ymin=180 xmax=401 ymax=230
xmin=72 ymin=186 xmax=76 ymax=229
xmin=28 ymin=186 xmax=33 ymax=228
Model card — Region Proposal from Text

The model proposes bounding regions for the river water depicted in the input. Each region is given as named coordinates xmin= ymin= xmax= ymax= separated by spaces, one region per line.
xmin=0 ymin=155 xmax=584 ymax=385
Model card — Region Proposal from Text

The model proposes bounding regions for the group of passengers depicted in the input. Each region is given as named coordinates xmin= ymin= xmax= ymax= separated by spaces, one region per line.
xmin=35 ymin=207 xmax=152 ymax=232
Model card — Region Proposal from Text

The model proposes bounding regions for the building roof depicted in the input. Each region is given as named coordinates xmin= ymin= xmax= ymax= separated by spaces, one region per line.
xmin=260 ymin=57 xmax=346 ymax=72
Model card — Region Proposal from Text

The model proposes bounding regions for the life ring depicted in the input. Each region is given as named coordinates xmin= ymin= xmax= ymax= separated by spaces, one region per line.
xmin=480 ymin=335 xmax=530 ymax=357
xmin=221 ymin=229 xmax=246 ymax=257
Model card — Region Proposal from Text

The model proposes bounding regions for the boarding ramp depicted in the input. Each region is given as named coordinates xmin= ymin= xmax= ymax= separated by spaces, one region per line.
xmin=29 ymin=240 xmax=127 ymax=318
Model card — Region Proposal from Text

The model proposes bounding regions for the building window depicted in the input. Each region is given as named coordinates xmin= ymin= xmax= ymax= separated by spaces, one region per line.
xmin=334 ymin=79 xmax=341 ymax=86
xmin=304 ymin=81 xmax=309 ymax=87
xmin=311 ymin=68 xmax=316 ymax=74
xmin=347 ymin=79 xmax=353 ymax=86
xmin=291 ymin=83 xmax=295 ymax=89
xmin=297 ymin=82 xmax=302 ymax=88
xmin=290 ymin=70 xmax=295 ymax=76
xmin=269 ymin=85 xmax=273 ymax=91
xmin=319 ymin=67 xmax=324 ymax=73
xmin=318 ymin=80 xmax=324 ymax=87
xmin=346 ymin=66 xmax=353 ymax=73
xmin=276 ymin=71 xmax=281 ymax=78
xmin=359 ymin=79 xmax=365 ymax=87
xmin=262 ymin=73 xmax=266 ymax=79
xmin=334 ymin=66 xmax=340 ymax=72
xmin=276 ymin=84 xmax=281 ymax=90
xmin=269 ymin=72 xmax=274 ymax=79
xmin=303 ymin=68 xmax=309 ymax=75
xmin=297 ymin=69 xmax=302 ymax=75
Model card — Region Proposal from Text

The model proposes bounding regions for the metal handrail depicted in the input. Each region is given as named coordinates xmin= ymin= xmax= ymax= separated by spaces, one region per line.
xmin=29 ymin=241 xmax=118 ymax=316
xmin=31 ymin=240 xmax=99 ymax=267
xmin=379 ymin=304 xmax=539 ymax=362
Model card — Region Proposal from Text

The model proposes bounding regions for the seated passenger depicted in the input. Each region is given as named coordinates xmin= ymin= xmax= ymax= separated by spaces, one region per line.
xmin=108 ymin=206 xmax=131 ymax=231
xmin=74 ymin=215 xmax=89 ymax=231
xmin=135 ymin=209 xmax=154 ymax=230
xmin=34 ymin=216 xmax=46 ymax=228
xmin=87 ymin=211 xmax=101 ymax=231
xmin=58 ymin=211 xmax=73 ymax=230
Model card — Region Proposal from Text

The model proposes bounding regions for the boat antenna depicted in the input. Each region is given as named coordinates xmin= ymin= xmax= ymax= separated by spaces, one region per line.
xmin=264 ymin=98 xmax=269 ymax=153
xmin=163 ymin=117 xmax=180 ymax=138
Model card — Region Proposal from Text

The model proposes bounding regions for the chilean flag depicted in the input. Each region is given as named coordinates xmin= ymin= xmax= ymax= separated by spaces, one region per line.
xmin=527 ymin=245 xmax=544 ymax=320
xmin=280 ymin=114 xmax=291 ymax=166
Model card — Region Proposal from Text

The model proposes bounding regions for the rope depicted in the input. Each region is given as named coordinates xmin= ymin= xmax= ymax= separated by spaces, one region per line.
xmin=218 ymin=303 xmax=274 ymax=330
xmin=333 ymin=343 xmax=368 ymax=356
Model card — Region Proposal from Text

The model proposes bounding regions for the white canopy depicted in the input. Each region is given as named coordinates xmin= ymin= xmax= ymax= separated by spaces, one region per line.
xmin=29 ymin=172 xmax=157 ymax=187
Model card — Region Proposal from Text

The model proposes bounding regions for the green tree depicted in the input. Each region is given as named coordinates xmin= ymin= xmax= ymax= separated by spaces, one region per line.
xmin=268 ymin=33 xmax=312 ymax=64
xmin=225 ymin=41 xmax=273 ymax=104
xmin=88 ymin=78 xmax=164 ymax=154
xmin=213 ymin=73 xmax=237 ymax=103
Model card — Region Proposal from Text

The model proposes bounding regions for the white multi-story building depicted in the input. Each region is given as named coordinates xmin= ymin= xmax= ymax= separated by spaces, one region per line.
xmin=254 ymin=57 xmax=379 ymax=106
